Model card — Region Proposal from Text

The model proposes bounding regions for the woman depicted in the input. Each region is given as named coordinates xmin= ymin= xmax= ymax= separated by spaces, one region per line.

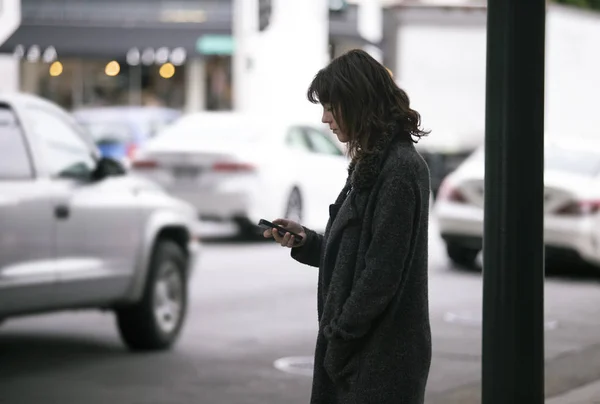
xmin=264 ymin=49 xmax=432 ymax=404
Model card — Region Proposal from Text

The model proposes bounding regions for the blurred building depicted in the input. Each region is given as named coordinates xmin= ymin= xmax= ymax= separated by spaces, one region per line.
xmin=381 ymin=0 xmax=600 ymax=196
xmin=0 ymin=0 xmax=377 ymax=112
xmin=381 ymin=0 xmax=600 ymax=140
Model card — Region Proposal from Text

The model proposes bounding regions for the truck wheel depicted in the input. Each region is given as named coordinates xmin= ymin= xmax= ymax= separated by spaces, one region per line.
xmin=116 ymin=239 xmax=188 ymax=351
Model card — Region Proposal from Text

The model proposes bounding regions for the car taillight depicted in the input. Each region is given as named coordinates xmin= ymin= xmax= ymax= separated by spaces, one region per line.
xmin=438 ymin=180 xmax=467 ymax=203
xmin=212 ymin=162 xmax=255 ymax=172
xmin=126 ymin=143 xmax=137 ymax=160
xmin=555 ymin=200 xmax=600 ymax=216
xmin=132 ymin=159 xmax=158 ymax=169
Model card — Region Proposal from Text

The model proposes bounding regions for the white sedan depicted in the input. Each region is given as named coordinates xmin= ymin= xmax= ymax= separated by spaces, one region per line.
xmin=130 ymin=112 xmax=350 ymax=236
xmin=434 ymin=137 xmax=600 ymax=268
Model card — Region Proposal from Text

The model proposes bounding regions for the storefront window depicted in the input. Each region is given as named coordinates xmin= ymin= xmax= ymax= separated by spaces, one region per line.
xmin=19 ymin=53 xmax=233 ymax=112
xmin=20 ymin=57 xmax=187 ymax=111
xmin=205 ymin=56 xmax=232 ymax=111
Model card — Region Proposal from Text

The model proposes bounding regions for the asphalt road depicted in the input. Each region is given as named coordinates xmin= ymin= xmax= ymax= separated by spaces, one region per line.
xmin=1 ymin=221 xmax=600 ymax=404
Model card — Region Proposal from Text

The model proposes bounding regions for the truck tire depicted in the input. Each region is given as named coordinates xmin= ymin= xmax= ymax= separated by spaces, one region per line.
xmin=116 ymin=239 xmax=188 ymax=351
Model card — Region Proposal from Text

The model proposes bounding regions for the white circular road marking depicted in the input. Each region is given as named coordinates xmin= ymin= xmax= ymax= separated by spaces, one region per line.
xmin=273 ymin=356 xmax=314 ymax=377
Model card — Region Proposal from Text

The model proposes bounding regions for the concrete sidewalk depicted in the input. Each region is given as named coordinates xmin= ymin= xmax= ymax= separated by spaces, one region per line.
xmin=548 ymin=380 xmax=600 ymax=404
xmin=426 ymin=340 xmax=600 ymax=404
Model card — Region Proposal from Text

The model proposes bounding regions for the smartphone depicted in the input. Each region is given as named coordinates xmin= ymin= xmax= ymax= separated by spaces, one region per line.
xmin=258 ymin=219 xmax=304 ymax=242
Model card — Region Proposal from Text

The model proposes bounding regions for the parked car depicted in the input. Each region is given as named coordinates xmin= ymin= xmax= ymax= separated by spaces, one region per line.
xmin=414 ymin=128 xmax=482 ymax=199
xmin=434 ymin=136 xmax=600 ymax=269
xmin=72 ymin=106 xmax=181 ymax=165
xmin=131 ymin=112 xmax=350 ymax=236
xmin=0 ymin=93 xmax=200 ymax=350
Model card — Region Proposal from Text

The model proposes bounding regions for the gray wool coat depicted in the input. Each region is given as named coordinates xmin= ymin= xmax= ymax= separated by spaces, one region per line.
xmin=291 ymin=133 xmax=432 ymax=404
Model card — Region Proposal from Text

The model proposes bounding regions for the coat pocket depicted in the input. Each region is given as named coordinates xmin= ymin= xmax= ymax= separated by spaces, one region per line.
xmin=323 ymin=339 xmax=363 ymax=388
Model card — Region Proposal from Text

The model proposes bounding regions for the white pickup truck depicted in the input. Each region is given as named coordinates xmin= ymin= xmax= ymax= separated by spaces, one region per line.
xmin=0 ymin=92 xmax=201 ymax=351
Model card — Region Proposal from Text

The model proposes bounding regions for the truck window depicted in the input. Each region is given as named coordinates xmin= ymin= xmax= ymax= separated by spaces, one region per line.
xmin=27 ymin=107 xmax=96 ymax=179
xmin=0 ymin=105 xmax=34 ymax=180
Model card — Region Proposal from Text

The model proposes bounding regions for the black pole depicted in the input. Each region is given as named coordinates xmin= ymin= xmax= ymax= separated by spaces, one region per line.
xmin=482 ymin=0 xmax=546 ymax=402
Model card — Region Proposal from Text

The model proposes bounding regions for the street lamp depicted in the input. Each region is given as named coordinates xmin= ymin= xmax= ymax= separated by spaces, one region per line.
xmin=482 ymin=0 xmax=546 ymax=402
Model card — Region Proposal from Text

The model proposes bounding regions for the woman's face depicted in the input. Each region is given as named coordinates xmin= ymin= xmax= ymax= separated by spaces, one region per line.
xmin=321 ymin=104 xmax=349 ymax=143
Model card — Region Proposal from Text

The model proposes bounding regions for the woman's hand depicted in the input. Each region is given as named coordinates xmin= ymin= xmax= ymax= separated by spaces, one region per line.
xmin=262 ymin=218 xmax=307 ymax=248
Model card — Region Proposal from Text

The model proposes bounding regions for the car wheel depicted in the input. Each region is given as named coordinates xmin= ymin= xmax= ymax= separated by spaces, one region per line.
xmin=285 ymin=188 xmax=303 ymax=223
xmin=446 ymin=243 xmax=479 ymax=268
xmin=116 ymin=239 xmax=188 ymax=351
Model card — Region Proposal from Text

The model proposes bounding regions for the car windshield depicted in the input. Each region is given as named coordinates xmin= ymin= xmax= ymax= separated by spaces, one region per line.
xmin=143 ymin=117 xmax=179 ymax=137
xmin=545 ymin=145 xmax=600 ymax=176
xmin=124 ymin=115 xmax=178 ymax=139
xmin=157 ymin=120 xmax=267 ymax=143
xmin=469 ymin=144 xmax=600 ymax=176
xmin=78 ymin=121 xmax=134 ymax=144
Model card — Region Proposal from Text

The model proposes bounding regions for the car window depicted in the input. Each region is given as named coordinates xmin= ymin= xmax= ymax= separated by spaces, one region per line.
xmin=155 ymin=120 xmax=262 ymax=142
xmin=286 ymin=127 xmax=311 ymax=152
xmin=0 ymin=106 xmax=34 ymax=179
xmin=28 ymin=107 xmax=96 ymax=179
xmin=304 ymin=127 xmax=344 ymax=156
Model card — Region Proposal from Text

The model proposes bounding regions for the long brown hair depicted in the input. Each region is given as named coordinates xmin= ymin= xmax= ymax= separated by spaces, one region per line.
xmin=307 ymin=49 xmax=429 ymax=160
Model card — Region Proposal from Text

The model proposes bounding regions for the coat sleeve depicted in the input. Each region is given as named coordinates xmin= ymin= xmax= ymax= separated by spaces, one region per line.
xmin=324 ymin=175 xmax=421 ymax=342
xmin=290 ymin=227 xmax=323 ymax=268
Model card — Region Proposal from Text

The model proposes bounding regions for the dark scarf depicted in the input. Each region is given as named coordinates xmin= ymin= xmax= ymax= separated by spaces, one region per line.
xmin=347 ymin=122 xmax=409 ymax=192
